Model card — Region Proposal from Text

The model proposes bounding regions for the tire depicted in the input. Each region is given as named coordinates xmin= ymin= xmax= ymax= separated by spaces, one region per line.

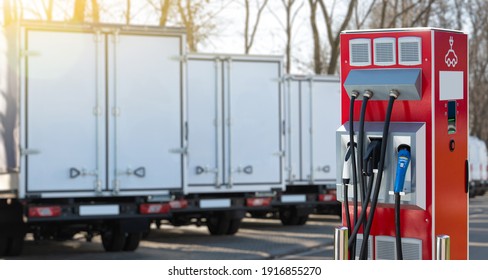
xmin=226 ymin=218 xmax=242 ymax=235
xmin=279 ymin=208 xmax=299 ymax=226
xmin=207 ymin=214 xmax=231 ymax=235
xmin=123 ymin=233 xmax=142 ymax=251
xmin=296 ymin=214 xmax=309 ymax=226
xmin=0 ymin=237 xmax=8 ymax=256
xmin=102 ymin=229 xmax=126 ymax=252
xmin=6 ymin=236 xmax=24 ymax=256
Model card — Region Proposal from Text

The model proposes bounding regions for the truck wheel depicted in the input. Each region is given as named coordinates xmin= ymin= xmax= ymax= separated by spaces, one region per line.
xmin=0 ymin=237 xmax=8 ymax=256
xmin=102 ymin=229 xmax=126 ymax=252
xmin=296 ymin=214 xmax=309 ymax=225
xmin=123 ymin=233 xmax=142 ymax=251
xmin=226 ymin=218 xmax=242 ymax=235
xmin=6 ymin=236 xmax=24 ymax=256
xmin=207 ymin=214 xmax=231 ymax=235
xmin=279 ymin=208 xmax=299 ymax=226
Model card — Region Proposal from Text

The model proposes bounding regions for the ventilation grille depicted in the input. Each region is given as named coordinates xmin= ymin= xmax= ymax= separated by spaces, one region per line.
xmin=402 ymin=238 xmax=422 ymax=260
xmin=399 ymin=37 xmax=422 ymax=65
xmin=350 ymin=39 xmax=371 ymax=66
xmin=355 ymin=234 xmax=373 ymax=260
xmin=375 ymin=236 xmax=422 ymax=260
xmin=374 ymin=38 xmax=396 ymax=66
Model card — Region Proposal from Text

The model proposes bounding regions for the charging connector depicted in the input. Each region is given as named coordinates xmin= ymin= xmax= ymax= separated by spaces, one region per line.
xmin=394 ymin=145 xmax=411 ymax=194
xmin=363 ymin=139 xmax=382 ymax=176
xmin=393 ymin=144 xmax=411 ymax=260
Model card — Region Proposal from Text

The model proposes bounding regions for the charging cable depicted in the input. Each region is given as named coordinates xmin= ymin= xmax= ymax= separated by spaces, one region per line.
xmin=342 ymin=144 xmax=353 ymax=244
xmin=359 ymin=90 xmax=399 ymax=260
xmin=349 ymin=90 xmax=359 ymax=259
xmin=394 ymin=144 xmax=411 ymax=260
xmin=358 ymin=90 xmax=373 ymax=202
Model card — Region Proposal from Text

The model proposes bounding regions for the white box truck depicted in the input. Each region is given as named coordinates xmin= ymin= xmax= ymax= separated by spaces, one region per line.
xmin=155 ymin=68 xmax=342 ymax=233
xmin=0 ymin=22 xmax=187 ymax=255
xmin=163 ymin=54 xmax=286 ymax=235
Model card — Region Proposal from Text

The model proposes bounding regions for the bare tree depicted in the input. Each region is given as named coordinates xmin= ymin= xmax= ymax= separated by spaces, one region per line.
xmin=308 ymin=0 xmax=322 ymax=74
xmin=73 ymin=0 xmax=87 ymax=23
xmin=278 ymin=0 xmax=304 ymax=73
xmin=466 ymin=0 xmax=488 ymax=141
xmin=354 ymin=0 xmax=377 ymax=29
xmin=369 ymin=0 xmax=436 ymax=29
xmin=42 ymin=0 xmax=54 ymax=21
xmin=147 ymin=0 xmax=174 ymax=27
xmin=429 ymin=0 xmax=465 ymax=30
xmin=244 ymin=0 xmax=269 ymax=54
xmin=92 ymin=0 xmax=100 ymax=23
xmin=124 ymin=0 xmax=131 ymax=25
xmin=177 ymin=0 xmax=230 ymax=52
xmin=318 ymin=0 xmax=356 ymax=75
xmin=3 ymin=0 xmax=14 ymax=25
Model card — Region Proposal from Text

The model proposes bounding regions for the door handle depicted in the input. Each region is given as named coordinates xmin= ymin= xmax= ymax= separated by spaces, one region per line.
xmin=70 ymin=168 xmax=81 ymax=179
xmin=134 ymin=167 xmax=146 ymax=178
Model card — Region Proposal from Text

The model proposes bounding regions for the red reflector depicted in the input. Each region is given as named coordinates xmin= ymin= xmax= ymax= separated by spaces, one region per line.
xmin=28 ymin=206 xmax=62 ymax=218
xmin=246 ymin=197 xmax=272 ymax=207
xmin=139 ymin=203 xmax=171 ymax=214
xmin=169 ymin=199 xmax=188 ymax=209
xmin=319 ymin=194 xmax=336 ymax=202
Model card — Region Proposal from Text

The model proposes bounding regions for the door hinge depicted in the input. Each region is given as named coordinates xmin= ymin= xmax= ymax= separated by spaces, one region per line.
xmin=94 ymin=180 xmax=103 ymax=194
xmin=172 ymin=55 xmax=187 ymax=63
xmin=20 ymin=50 xmax=41 ymax=57
xmin=21 ymin=148 xmax=41 ymax=156
xmin=112 ymin=107 xmax=121 ymax=116
xmin=169 ymin=147 xmax=188 ymax=155
xmin=93 ymin=106 xmax=102 ymax=116
xmin=112 ymin=180 xmax=120 ymax=195
xmin=273 ymin=151 xmax=285 ymax=157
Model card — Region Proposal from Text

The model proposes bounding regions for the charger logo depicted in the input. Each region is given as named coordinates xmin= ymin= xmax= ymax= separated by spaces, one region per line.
xmin=445 ymin=36 xmax=458 ymax=67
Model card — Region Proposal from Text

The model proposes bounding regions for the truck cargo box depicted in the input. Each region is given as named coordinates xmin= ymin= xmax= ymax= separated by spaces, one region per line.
xmin=1 ymin=22 xmax=187 ymax=199
xmin=186 ymin=54 xmax=285 ymax=194
xmin=284 ymin=75 xmax=341 ymax=186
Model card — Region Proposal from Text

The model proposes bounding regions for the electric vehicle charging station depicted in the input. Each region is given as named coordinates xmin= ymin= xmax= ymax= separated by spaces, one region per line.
xmin=336 ymin=28 xmax=468 ymax=260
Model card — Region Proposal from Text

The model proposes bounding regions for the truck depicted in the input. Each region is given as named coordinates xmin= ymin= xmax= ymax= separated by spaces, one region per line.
xmin=469 ymin=136 xmax=488 ymax=197
xmin=0 ymin=21 xmax=188 ymax=255
xmin=147 ymin=62 xmax=342 ymax=233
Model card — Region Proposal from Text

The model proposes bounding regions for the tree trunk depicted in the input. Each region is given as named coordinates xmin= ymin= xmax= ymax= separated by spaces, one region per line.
xmin=309 ymin=0 xmax=322 ymax=74
xmin=73 ymin=0 xmax=87 ymax=23
xmin=244 ymin=0 xmax=250 ymax=54
xmin=92 ymin=0 xmax=100 ymax=23
xmin=126 ymin=0 xmax=131 ymax=25
xmin=160 ymin=0 xmax=172 ymax=27
xmin=244 ymin=0 xmax=269 ymax=54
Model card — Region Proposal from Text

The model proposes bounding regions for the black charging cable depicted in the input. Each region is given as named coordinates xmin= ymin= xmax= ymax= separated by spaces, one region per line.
xmin=359 ymin=90 xmax=399 ymax=260
xmin=348 ymin=90 xmax=359 ymax=259
xmin=393 ymin=144 xmax=411 ymax=260
xmin=347 ymin=139 xmax=381 ymax=252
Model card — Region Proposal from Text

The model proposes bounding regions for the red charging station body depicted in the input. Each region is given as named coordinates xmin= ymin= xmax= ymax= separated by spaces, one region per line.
xmin=340 ymin=28 xmax=468 ymax=260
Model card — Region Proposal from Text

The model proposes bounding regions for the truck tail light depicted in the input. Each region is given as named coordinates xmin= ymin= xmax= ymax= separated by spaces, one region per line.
xmin=139 ymin=203 xmax=171 ymax=214
xmin=28 ymin=206 xmax=62 ymax=218
xmin=319 ymin=191 xmax=337 ymax=202
xmin=246 ymin=197 xmax=272 ymax=207
xmin=169 ymin=199 xmax=188 ymax=209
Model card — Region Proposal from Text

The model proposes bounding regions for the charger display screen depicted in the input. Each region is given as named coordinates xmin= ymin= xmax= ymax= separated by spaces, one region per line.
xmin=448 ymin=100 xmax=456 ymax=134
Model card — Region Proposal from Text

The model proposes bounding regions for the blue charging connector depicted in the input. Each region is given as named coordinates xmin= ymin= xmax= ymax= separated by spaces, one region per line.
xmin=394 ymin=145 xmax=411 ymax=194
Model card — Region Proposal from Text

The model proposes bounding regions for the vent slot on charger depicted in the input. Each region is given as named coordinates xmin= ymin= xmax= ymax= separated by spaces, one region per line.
xmin=374 ymin=38 xmax=396 ymax=66
xmin=375 ymin=235 xmax=422 ymax=260
xmin=350 ymin=38 xmax=371 ymax=67
xmin=399 ymin=37 xmax=422 ymax=65
xmin=355 ymin=234 xmax=373 ymax=260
